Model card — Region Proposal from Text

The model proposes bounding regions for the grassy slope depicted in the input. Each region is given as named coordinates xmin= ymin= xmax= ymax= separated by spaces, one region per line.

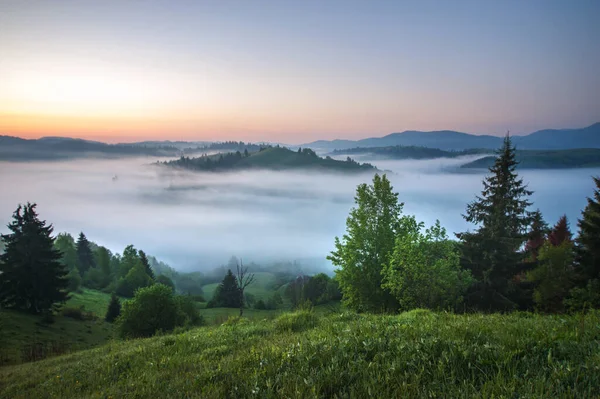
xmin=66 ymin=288 xmax=113 ymax=316
xmin=461 ymin=148 xmax=600 ymax=169
xmin=0 ymin=310 xmax=114 ymax=366
xmin=1 ymin=310 xmax=598 ymax=398
xmin=0 ymin=289 xmax=119 ymax=366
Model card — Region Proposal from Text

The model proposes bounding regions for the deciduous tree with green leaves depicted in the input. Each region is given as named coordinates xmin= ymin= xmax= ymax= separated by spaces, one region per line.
xmin=527 ymin=215 xmax=574 ymax=313
xmin=383 ymin=220 xmax=473 ymax=311
xmin=329 ymin=174 xmax=410 ymax=313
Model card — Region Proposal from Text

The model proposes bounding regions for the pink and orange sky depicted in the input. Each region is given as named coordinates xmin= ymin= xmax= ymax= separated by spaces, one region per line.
xmin=1 ymin=1 xmax=599 ymax=143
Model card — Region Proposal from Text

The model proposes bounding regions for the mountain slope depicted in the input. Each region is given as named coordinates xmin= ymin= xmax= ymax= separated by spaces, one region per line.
xmin=303 ymin=122 xmax=600 ymax=151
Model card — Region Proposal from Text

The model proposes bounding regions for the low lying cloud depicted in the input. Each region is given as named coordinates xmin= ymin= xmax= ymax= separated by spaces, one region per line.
xmin=0 ymin=155 xmax=596 ymax=271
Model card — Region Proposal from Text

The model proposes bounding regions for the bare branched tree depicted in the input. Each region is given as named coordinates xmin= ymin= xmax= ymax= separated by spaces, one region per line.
xmin=236 ymin=259 xmax=255 ymax=317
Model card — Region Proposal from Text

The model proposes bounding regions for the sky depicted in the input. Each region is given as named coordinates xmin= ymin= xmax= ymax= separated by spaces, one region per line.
xmin=1 ymin=0 xmax=599 ymax=143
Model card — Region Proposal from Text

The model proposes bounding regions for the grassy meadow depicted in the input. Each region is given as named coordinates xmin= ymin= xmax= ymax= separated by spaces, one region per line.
xmin=1 ymin=309 xmax=599 ymax=398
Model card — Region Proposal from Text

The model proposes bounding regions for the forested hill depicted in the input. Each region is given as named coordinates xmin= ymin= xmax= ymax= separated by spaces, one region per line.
xmin=331 ymin=145 xmax=492 ymax=159
xmin=461 ymin=148 xmax=600 ymax=169
xmin=0 ymin=136 xmax=261 ymax=161
xmin=161 ymin=147 xmax=377 ymax=172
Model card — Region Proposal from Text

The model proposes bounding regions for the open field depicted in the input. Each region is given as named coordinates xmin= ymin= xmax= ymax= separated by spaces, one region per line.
xmin=1 ymin=309 xmax=598 ymax=398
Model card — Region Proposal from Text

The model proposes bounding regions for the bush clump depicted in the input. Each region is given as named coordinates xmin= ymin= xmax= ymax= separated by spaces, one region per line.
xmin=119 ymin=284 xmax=204 ymax=338
xmin=275 ymin=310 xmax=319 ymax=332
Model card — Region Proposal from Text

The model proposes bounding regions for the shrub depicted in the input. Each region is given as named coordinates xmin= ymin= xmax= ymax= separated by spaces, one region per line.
xmin=105 ymin=293 xmax=121 ymax=323
xmin=118 ymin=284 xmax=181 ymax=338
xmin=174 ymin=295 xmax=204 ymax=326
xmin=254 ymin=299 xmax=267 ymax=310
xmin=62 ymin=306 xmax=84 ymax=320
xmin=275 ymin=310 xmax=319 ymax=332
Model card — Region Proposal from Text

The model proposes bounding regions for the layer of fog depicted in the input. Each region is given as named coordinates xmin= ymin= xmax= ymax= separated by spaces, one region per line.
xmin=0 ymin=156 xmax=597 ymax=272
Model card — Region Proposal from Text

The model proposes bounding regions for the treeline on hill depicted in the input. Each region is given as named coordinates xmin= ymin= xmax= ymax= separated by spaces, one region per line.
xmin=0 ymin=208 xmax=208 ymax=337
xmin=331 ymin=145 xmax=491 ymax=159
xmin=330 ymin=136 xmax=600 ymax=313
xmin=196 ymin=141 xmax=263 ymax=152
xmin=162 ymin=146 xmax=376 ymax=172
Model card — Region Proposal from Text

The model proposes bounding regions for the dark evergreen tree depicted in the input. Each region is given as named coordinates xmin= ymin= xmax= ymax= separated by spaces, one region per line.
xmin=76 ymin=232 xmax=95 ymax=277
xmin=576 ymin=177 xmax=600 ymax=282
xmin=457 ymin=136 xmax=534 ymax=311
xmin=138 ymin=250 xmax=154 ymax=280
xmin=0 ymin=203 xmax=69 ymax=313
xmin=525 ymin=210 xmax=549 ymax=262
xmin=208 ymin=269 xmax=241 ymax=308
xmin=549 ymin=215 xmax=572 ymax=247
xmin=105 ymin=293 xmax=121 ymax=322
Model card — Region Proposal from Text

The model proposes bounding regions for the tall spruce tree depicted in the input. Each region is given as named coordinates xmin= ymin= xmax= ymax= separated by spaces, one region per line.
xmin=457 ymin=136 xmax=533 ymax=311
xmin=76 ymin=232 xmax=95 ymax=277
xmin=0 ymin=203 xmax=69 ymax=313
xmin=575 ymin=177 xmax=600 ymax=283
xmin=138 ymin=250 xmax=154 ymax=280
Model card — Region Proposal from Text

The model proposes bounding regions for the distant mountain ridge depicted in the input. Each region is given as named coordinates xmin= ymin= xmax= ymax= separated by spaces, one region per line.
xmin=303 ymin=123 xmax=600 ymax=151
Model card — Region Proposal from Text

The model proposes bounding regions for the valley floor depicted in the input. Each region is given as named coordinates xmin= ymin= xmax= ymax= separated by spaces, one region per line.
xmin=1 ymin=310 xmax=598 ymax=398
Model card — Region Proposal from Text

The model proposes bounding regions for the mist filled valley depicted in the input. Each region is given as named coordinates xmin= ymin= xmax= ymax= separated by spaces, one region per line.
xmin=1 ymin=154 xmax=596 ymax=272
xmin=2 ymin=2 xmax=600 ymax=396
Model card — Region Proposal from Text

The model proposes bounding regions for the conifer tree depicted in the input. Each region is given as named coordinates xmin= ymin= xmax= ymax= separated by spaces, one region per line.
xmin=525 ymin=210 xmax=549 ymax=261
xmin=0 ymin=203 xmax=69 ymax=313
xmin=575 ymin=178 xmax=600 ymax=283
xmin=457 ymin=136 xmax=534 ymax=311
xmin=138 ymin=250 xmax=154 ymax=280
xmin=76 ymin=232 xmax=95 ymax=276
xmin=105 ymin=293 xmax=121 ymax=323
xmin=548 ymin=215 xmax=572 ymax=247
xmin=568 ymin=177 xmax=600 ymax=309
xmin=209 ymin=269 xmax=241 ymax=308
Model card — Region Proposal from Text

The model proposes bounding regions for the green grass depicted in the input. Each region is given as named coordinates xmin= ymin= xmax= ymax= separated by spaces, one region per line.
xmin=65 ymin=288 xmax=113 ymax=317
xmin=2 ymin=310 xmax=599 ymax=397
xmin=0 ymin=289 xmax=123 ymax=366
xmin=0 ymin=309 xmax=115 ymax=366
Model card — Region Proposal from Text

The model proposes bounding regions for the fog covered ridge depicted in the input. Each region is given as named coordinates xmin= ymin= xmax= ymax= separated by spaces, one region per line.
xmin=161 ymin=146 xmax=377 ymax=173
xmin=0 ymin=156 xmax=597 ymax=271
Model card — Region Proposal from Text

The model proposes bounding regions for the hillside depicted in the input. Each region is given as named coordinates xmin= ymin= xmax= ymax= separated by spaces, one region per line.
xmin=304 ymin=122 xmax=600 ymax=151
xmin=162 ymin=147 xmax=377 ymax=173
xmin=1 ymin=310 xmax=598 ymax=398
xmin=0 ymin=137 xmax=259 ymax=161
xmin=0 ymin=136 xmax=186 ymax=161
xmin=461 ymin=148 xmax=600 ymax=169
xmin=331 ymin=145 xmax=492 ymax=159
